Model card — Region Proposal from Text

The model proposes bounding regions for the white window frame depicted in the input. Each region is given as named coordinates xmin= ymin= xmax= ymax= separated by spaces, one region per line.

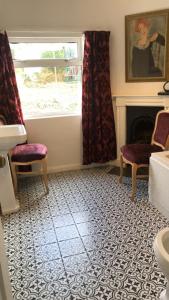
xmin=8 ymin=32 xmax=83 ymax=118
xmin=9 ymin=36 xmax=82 ymax=68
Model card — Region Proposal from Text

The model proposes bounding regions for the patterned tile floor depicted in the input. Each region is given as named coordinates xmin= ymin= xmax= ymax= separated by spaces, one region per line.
xmin=2 ymin=167 xmax=169 ymax=300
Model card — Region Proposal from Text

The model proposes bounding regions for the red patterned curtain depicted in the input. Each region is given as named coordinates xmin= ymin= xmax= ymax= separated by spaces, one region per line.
xmin=82 ymin=31 xmax=116 ymax=165
xmin=0 ymin=31 xmax=24 ymax=124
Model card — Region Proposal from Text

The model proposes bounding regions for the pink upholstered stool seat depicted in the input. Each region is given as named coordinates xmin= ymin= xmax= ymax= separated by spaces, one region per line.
xmin=11 ymin=143 xmax=47 ymax=163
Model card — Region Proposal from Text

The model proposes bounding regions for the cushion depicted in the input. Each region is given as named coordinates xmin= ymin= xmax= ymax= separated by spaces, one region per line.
xmin=11 ymin=143 xmax=47 ymax=163
xmin=121 ymin=144 xmax=162 ymax=164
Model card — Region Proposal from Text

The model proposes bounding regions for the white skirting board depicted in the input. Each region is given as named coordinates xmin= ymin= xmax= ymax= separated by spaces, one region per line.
xmin=21 ymin=161 xmax=115 ymax=177
xmin=47 ymin=161 xmax=115 ymax=174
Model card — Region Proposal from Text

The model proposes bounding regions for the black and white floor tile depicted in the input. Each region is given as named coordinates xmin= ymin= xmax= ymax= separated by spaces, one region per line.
xmin=2 ymin=167 xmax=169 ymax=299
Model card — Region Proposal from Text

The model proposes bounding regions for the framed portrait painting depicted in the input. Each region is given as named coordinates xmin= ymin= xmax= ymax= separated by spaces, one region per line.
xmin=125 ymin=9 xmax=169 ymax=82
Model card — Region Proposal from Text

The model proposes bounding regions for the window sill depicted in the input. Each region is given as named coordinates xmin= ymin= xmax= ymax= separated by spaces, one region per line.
xmin=24 ymin=112 xmax=82 ymax=121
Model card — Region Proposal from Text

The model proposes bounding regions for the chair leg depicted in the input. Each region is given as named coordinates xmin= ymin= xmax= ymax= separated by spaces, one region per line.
xmin=119 ymin=154 xmax=123 ymax=183
xmin=42 ymin=158 xmax=49 ymax=194
xmin=131 ymin=163 xmax=138 ymax=201
xmin=11 ymin=163 xmax=18 ymax=193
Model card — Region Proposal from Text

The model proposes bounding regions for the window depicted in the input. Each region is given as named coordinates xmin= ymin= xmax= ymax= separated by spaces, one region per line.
xmin=9 ymin=35 xmax=82 ymax=118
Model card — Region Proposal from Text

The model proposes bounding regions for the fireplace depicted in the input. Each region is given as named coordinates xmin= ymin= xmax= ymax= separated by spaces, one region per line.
xmin=126 ymin=106 xmax=163 ymax=144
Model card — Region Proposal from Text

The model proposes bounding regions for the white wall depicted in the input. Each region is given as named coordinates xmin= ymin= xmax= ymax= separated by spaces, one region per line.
xmin=1 ymin=0 xmax=169 ymax=171
xmin=24 ymin=116 xmax=82 ymax=172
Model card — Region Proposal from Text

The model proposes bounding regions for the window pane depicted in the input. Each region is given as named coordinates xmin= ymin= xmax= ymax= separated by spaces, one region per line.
xmin=15 ymin=66 xmax=82 ymax=118
xmin=10 ymin=43 xmax=78 ymax=60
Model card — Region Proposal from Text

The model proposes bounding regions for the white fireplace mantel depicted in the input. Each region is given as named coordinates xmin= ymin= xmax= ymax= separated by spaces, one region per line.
xmin=114 ymin=95 xmax=169 ymax=165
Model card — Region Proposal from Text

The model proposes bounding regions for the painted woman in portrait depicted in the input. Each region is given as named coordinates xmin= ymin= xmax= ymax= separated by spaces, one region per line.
xmin=132 ymin=18 xmax=165 ymax=77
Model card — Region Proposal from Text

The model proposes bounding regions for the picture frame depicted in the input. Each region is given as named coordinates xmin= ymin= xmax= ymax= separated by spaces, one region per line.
xmin=125 ymin=9 xmax=169 ymax=82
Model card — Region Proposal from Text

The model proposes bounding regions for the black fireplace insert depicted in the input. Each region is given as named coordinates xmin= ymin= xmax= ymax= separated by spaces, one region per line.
xmin=126 ymin=106 xmax=164 ymax=144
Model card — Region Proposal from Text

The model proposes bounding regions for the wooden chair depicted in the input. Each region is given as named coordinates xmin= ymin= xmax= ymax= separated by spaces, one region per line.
xmin=10 ymin=143 xmax=49 ymax=194
xmin=0 ymin=114 xmax=48 ymax=193
xmin=119 ymin=110 xmax=169 ymax=201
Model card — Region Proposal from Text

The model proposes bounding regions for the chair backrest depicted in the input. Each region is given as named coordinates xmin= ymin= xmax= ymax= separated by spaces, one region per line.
xmin=152 ymin=110 xmax=169 ymax=149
